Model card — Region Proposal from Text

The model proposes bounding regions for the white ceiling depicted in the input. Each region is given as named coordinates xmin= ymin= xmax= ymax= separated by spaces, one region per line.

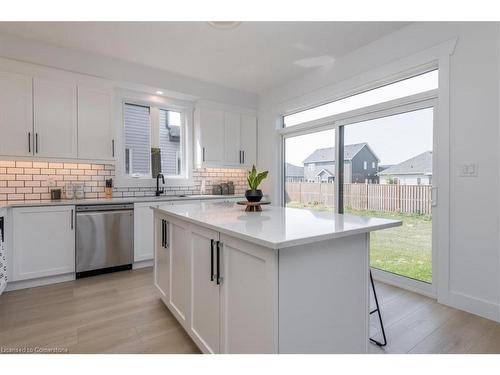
xmin=0 ymin=22 xmax=410 ymax=94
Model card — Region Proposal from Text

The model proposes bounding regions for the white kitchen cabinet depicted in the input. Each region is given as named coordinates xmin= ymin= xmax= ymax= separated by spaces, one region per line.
xmin=134 ymin=203 xmax=155 ymax=262
xmin=154 ymin=214 xmax=170 ymax=300
xmin=195 ymin=104 xmax=257 ymax=168
xmin=77 ymin=86 xmax=114 ymax=161
xmin=219 ymin=233 xmax=277 ymax=353
xmin=0 ymin=71 xmax=33 ymax=157
xmin=224 ymin=112 xmax=241 ymax=164
xmin=11 ymin=206 xmax=75 ymax=281
xmin=168 ymin=217 xmax=190 ymax=329
xmin=197 ymin=107 xmax=225 ymax=164
xmin=33 ymin=78 xmax=78 ymax=158
xmin=240 ymin=114 xmax=257 ymax=167
xmin=190 ymin=225 xmax=220 ymax=353
xmin=154 ymin=210 xmax=277 ymax=354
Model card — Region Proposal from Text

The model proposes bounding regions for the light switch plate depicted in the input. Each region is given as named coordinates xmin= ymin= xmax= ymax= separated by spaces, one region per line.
xmin=459 ymin=163 xmax=478 ymax=177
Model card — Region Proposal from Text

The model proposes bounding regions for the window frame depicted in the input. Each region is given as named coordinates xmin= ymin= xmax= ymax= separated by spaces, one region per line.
xmin=158 ymin=107 xmax=186 ymax=178
xmin=123 ymin=102 xmax=152 ymax=178
xmin=114 ymin=89 xmax=194 ymax=188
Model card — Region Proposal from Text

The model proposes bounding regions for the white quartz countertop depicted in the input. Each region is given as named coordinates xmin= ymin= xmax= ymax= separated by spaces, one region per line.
xmin=0 ymin=194 xmax=243 ymax=209
xmin=153 ymin=201 xmax=402 ymax=249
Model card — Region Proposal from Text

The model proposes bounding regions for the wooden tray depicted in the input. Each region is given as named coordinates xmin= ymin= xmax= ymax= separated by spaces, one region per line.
xmin=236 ymin=201 xmax=271 ymax=212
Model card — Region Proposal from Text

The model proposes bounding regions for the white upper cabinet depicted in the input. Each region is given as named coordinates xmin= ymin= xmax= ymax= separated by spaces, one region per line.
xmin=33 ymin=78 xmax=78 ymax=158
xmin=197 ymin=107 xmax=225 ymax=164
xmin=0 ymin=71 xmax=33 ymax=157
xmin=224 ymin=112 xmax=241 ymax=164
xmin=195 ymin=103 xmax=257 ymax=168
xmin=0 ymin=59 xmax=115 ymax=161
xmin=77 ymin=86 xmax=114 ymax=161
xmin=240 ymin=114 xmax=257 ymax=167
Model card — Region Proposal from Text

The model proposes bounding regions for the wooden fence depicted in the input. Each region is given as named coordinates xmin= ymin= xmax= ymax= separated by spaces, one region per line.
xmin=285 ymin=182 xmax=432 ymax=215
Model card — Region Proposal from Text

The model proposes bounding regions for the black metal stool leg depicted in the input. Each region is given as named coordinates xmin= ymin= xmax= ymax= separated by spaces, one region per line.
xmin=369 ymin=270 xmax=387 ymax=347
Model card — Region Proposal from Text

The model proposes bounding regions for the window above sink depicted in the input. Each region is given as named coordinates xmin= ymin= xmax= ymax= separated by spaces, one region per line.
xmin=114 ymin=89 xmax=194 ymax=188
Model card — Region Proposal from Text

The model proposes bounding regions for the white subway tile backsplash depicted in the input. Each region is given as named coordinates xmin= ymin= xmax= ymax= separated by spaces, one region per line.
xmin=0 ymin=161 xmax=248 ymax=202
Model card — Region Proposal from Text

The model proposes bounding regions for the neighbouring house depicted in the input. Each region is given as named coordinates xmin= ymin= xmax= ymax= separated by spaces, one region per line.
xmin=285 ymin=163 xmax=305 ymax=182
xmin=378 ymin=151 xmax=433 ymax=185
xmin=303 ymin=143 xmax=380 ymax=183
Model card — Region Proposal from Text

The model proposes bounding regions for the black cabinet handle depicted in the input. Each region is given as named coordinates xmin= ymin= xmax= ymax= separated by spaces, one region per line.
xmin=70 ymin=209 xmax=74 ymax=230
xmin=164 ymin=220 xmax=167 ymax=248
xmin=112 ymin=139 xmax=115 ymax=157
xmin=28 ymin=132 xmax=31 ymax=153
xmin=216 ymin=241 xmax=221 ymax=285
xmin=35 ymin=133 xmax=38 ymax=154
xmin=161 ymin=219 xmax=165 ymax=248
xmin=242 ymin=150 xmax=245 ymax=164
xmin=210 ymin=239 xmax=215 ymax=282
xmin=202 ymin=147 xmax=205 ymax=162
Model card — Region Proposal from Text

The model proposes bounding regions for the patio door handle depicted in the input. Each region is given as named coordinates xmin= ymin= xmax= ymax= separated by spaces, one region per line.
xmin=431 ymin=186 xmax=438 ymax=207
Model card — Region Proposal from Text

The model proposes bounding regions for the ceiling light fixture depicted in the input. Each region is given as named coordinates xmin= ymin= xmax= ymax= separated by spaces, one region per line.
xmin=207 ymin=21 xmax=241 ymax=30
xmin=156 ymin=90 xmax=164 ymax=95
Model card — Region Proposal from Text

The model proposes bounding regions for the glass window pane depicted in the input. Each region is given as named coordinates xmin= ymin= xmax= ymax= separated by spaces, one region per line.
xmin=284 ymin=128 xmax=335 ymax=211
xmin=342 ymin=107 xmax=433 ymax=283
xmin=159 ymin=109 xmax=182 ymax=176
xmin=284 ymin=70 xmax=438 ymax=127
xmin=124 ymin=103 xmax=151 ymax=176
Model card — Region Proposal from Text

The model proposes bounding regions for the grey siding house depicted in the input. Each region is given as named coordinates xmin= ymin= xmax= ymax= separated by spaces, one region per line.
xmin=303 ymin=143 xmax=380 ymax=183
xmin=378 ymin=151 xmax=432 ymax=185
xmin=285 ymin=163 xmax=305 ymax=182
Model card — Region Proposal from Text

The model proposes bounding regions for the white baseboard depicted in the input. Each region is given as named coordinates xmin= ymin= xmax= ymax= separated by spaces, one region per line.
xmin=5 ymin=273 xmax=75 ymax=292
xmin=371 ymin=269 xmax=500 ymax=323
xmin=439 ymin=291 xmax=500 ymax=323
xmin=133 ymin=259 xmax=153 ymax=269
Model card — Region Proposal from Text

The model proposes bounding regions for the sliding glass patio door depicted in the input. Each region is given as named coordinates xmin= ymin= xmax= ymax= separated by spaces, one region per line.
xmin=281 ymin=69 xmax=439 ymax=294
xmin=338 ymin=103 xmax=437 ymax=291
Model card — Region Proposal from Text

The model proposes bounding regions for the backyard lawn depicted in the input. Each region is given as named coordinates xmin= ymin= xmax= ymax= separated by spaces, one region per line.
xmin=286 ymin=202 xmax=432 ymax=283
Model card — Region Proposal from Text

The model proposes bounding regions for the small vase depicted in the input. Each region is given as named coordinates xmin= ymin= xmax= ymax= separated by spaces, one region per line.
xmin=245 ymin=189 xmax=263 ymax=202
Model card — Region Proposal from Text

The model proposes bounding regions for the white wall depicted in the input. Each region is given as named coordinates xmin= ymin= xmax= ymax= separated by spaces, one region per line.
xmin=258 ymin=22 xmax=500 ymax=321
xmin=0 ymin=33 xmax=257 ymax=108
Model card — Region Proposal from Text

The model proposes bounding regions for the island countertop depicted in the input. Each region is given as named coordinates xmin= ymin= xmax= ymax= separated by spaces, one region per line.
xmin=153 ymin=201 xmax=402 ymax=249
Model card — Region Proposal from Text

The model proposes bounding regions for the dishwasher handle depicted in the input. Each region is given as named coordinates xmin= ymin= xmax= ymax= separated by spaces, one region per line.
xmin=76 ymin=204 xmax=134 ymax=212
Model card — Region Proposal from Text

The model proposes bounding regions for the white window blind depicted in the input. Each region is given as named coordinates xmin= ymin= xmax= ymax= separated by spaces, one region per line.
xmin=124 ymin=103 xmax=151 ymax=176
xmin=159 ymin=109 xmax=181 ymax=176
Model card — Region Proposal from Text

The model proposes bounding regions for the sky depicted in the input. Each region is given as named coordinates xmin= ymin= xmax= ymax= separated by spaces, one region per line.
xmin=285 ymin=107 xmax=433 ymax=167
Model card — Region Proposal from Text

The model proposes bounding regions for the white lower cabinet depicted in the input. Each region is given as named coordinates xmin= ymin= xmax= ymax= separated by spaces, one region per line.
xmin=154 ymin=211 xmax=278 ymax=353
xmin=154 ymin=214 xmax=170 ymax=300
xmin=11 ymin=206 xmax=75 ymax=281
xmin=134 ymin=203 xmax=155 ymax=262
xmin=168 ymin=218 xmax=190 ymax=328
xmin=219 ymin=234 xmax=277 ymax=353
xmin=190 ymin=225 xmax=220 ymax=353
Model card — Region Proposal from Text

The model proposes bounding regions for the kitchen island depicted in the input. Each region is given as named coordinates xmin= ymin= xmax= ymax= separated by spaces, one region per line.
xmin=152 ymin=201 xmax=401 ymax=354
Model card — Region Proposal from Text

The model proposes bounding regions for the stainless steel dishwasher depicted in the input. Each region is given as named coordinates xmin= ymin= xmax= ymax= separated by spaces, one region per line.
xmin=76 ymin=204 xmax=134 ymax=278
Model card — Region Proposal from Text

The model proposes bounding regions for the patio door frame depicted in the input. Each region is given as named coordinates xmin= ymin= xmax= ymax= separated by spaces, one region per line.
xmin=335 ymin=94 xmax=439 ymax=297
xmin=280 ymin=88 xmax=440 ymax=297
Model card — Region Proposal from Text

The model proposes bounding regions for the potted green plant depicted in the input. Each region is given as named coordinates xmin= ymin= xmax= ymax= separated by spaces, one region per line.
xmin=246 ymin=165 xmax=268 ymax=202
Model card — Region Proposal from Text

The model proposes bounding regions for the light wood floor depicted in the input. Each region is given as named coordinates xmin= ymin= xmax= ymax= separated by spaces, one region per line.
xmin=0 ymin=267 xmax=499 ymax=354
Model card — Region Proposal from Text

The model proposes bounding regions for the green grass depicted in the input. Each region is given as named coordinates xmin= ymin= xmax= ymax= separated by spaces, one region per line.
xmin=286 ymin=202 xmax=433 ymax=283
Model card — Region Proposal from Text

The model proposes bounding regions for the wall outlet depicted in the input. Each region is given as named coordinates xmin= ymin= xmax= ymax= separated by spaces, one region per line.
xmin=459 ymin=163 xmax=478 ymax=177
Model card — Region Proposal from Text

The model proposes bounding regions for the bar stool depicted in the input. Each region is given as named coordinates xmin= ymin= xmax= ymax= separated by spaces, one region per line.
xmin=369 ymin=270 xmax=387 ymax=347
